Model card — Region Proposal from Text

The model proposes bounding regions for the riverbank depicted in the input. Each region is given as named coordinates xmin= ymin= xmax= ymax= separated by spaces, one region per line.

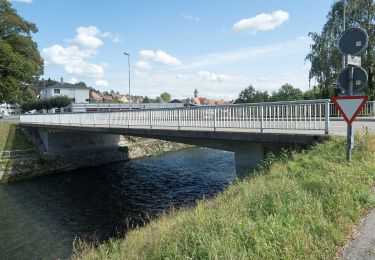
xmin=74 ymin=134 xmax=375 ymax=259
xmin=0 ymin=123 xmax=191 ymax=184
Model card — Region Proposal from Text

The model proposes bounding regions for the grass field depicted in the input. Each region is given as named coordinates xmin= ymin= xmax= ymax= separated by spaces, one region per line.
xmin=74 ymin=134 xmax=375 ymax=259
xmin=0 ymin=122 xmax=36 ymax=151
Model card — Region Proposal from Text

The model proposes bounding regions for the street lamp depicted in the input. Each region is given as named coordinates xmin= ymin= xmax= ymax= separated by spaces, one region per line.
xmin=124 ymin=51 xmax=131 ymax=108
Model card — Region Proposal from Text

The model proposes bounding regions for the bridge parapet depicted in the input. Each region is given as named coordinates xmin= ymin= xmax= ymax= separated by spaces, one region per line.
xmin=20 ymin=99 xmax=330 ymax=134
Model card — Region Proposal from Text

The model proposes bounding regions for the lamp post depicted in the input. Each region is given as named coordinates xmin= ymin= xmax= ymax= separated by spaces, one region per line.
xmin=124 ymin=51 xmax=131 ymax=108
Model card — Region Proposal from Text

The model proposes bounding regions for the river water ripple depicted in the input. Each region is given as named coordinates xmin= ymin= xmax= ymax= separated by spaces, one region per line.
xmin=0 ymin=147 xmax=235 ymax=259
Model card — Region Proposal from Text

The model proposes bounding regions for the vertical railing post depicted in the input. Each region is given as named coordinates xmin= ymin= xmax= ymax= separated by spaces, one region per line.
xmin=93 ymin=113 xmax=96 ymax=126
xmin=325 ymin=100 xmax=330 ymax=134
xmin=149 ymin=110 xmax=152 ymax=129
xmin=109 ymin=112 xmax=111 ymax=127
xmin=80 ymin=113 xmax=83 ymax=126
xmin=177 ymin=109 xmax=181 ymax=130
xmin=214 ymin=107 xmax=217 ymax=131
xmin=260 ymin=105 xmax=264 ymax=133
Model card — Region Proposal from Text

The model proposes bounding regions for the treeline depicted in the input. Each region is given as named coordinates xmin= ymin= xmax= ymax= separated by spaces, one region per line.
xmin=235 ymin=83 xmax=321 ymax=103
xmin=21 ymin=96 xmax=71 ymax=112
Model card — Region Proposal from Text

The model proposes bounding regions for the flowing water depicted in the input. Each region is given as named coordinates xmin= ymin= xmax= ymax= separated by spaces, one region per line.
xmin=0 ymin=148 xmax=235 ymax=259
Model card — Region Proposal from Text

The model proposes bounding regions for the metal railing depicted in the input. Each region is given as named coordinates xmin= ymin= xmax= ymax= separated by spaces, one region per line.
xmin=0 ymin=149 xmax=41 ymax=159
xmin=20 ymin=99 xmax=331 ymax=134
xmin=330 ymin=101 xmax=375 ymax=117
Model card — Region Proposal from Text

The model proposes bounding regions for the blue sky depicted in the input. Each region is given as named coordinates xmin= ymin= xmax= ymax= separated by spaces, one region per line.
xmin=11 ymin=0 xmax=334 ymax=99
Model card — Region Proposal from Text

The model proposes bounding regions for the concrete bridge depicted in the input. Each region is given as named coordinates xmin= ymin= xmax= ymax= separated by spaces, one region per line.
xmin=20 ymin=99 xmax=375 ymax=177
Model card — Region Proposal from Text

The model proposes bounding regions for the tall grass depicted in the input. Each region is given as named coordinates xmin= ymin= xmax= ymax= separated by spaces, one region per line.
xmin=74 ymin=134 xmax=375 ymax=259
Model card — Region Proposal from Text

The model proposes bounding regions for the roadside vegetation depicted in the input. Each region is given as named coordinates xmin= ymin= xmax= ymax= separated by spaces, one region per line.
xmin=74 ymin=134 xmax=375 ymax=259
xmin=0 ymin=122 xmax=35 ymax=151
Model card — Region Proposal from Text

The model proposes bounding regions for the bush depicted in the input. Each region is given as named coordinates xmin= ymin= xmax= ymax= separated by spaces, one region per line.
xmin=21 ymin=96 xmax=71 ymax=112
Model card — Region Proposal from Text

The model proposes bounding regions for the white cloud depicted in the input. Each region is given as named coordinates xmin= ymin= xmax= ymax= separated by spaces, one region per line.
xmin=233 ymin=10 xmax=289 ymax=34
xmin=197 ymin=71 xmax=230 ymax=82
xmin=42 ymin=25 xmax=119 ymax=79
xmin=100 ymin=31 xmax=120 ymax=43
xmin=95 ymin=80 xmax=109 ymax=87
xmin=135 ymin=61 xmax=152 ymax=69
xmin=10 ymin=0 xmax=32 ymax=3
xmin=75 ymin=26 xmax=103 ymax=49
xmin=67 ymin=77 xmax=78 ymax=84
xmin=182 ymin=14 xmax=200 ymax=22
xmin=139 ymin=49 xmax=181 ymax=66
xmin=181 ymin=36 xmax=310 ymax=70
xmin=43 ymin=44 xmax=104 ymax=78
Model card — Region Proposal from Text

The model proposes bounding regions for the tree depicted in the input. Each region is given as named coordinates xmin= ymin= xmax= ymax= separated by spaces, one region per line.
xmin=143 ymin=96 xmax=150 ymax=103
xmin=21 ymin=96 xmax=71 ymax=112
xmin=306 ymin=0 xmax=375 ymax=99
xmin=75 ymin=81 xmax=87 ymax=88
xmin=236 ymin=85 xmax=269 ymax=103
xmin=160 ymin=92 xmax=171 ymax=102
xmin=270 ymin=83 xmax=304 ymax=101
xmin=0 ymin=0 xmax=43 ymax=103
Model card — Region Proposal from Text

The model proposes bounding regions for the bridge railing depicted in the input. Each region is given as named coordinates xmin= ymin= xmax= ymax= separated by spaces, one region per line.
xmin=20 ymin=99 xmax=331 ymax=134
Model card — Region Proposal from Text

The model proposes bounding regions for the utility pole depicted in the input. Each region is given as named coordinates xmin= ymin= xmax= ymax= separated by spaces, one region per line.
xmin=124 ymin=51 xmax=131 ymax=109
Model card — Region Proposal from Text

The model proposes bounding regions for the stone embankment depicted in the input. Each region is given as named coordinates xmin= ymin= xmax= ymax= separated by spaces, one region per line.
xmin=0 ymin=136 xmax=190 ymax=184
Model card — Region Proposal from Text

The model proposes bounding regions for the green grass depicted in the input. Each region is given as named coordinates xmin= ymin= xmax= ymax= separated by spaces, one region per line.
xmin=0 ymin=122 xmax=36 ymax=151
xmin=74 ymin=134 xmax=375 ymax=260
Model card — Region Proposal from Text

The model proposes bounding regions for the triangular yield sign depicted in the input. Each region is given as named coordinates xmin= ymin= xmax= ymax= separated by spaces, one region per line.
xmin=331 ymin=96 xmax=368 ymax=125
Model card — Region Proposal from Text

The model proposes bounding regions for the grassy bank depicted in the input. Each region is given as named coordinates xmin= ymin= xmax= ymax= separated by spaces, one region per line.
xmin=0 ymin=122 xmax=35 ymax=151
xmin=74 ymin=135 xmax=375 ymax=259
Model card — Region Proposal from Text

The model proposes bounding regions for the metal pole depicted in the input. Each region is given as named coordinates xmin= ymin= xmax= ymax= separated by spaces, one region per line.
xmin=342 ymin=0 xmax=346 ymax=70
xmin=124 ymin=52 xmax=131 ymax=109
xmin=346 ymin=66 xmax=354 ymax=161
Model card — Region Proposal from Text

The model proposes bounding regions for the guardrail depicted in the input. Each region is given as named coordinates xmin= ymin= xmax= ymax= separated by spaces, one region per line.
xmin=20 ymin=99 xmax=331 ymax=134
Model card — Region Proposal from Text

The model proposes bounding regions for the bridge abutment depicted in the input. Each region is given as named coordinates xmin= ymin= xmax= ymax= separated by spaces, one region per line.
xmin=234 ymin=143 xmax=265 ymax=178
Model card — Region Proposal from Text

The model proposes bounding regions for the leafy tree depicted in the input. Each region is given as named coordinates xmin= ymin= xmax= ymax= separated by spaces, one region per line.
xmin=303 ymin=86 xmax=322 ymax=100
xmin=155 ymin=96 xmax=162 ymax=103
xmin=21 ymin=96 xmax=71 ymax=112
xmin=160 ymin=92 xmax=171 ymax=102
xmin=270 ymin=83 xmax=304 ymax=101
xmin=143 ymin=96 xmax=150 ymax=103
xmin=236 ymin=85 xmax=269 ymax=103
xmin=306 ymin=0 xmax=375 ymax=99
xmin=75 ymin=81 xmax=87 ymax=87
xmin=0 ymin=0 xmax=43 ymax=103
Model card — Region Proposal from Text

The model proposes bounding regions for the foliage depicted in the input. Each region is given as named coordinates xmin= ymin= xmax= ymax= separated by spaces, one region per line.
xmin=74 ymin=135 xmax=375 ymax=259
xmin=160 ymin=92 xmax=171 ymax=102
xmin=236 ymin=85 xmax=269 ymax=103
xmin=143 ymin=96 xmax=151 ymax=103
xmin=269 ymin=83 xmax=304 ymax=101
xmin=306 ymin=0 xmax=375 ymax=99
xmin=21 ymin=96 xmax=71 ymax=112
xmin=0 ymin=0 xmax=43 ymax=103
xmin=0 ymin=122 xmax=35 ymax=151
xmin=236 ymin=84 xmax=319 ymax=104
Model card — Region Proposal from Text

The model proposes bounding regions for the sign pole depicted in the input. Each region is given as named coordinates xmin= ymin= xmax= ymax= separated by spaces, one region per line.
xmin=346 ymin=66 xmax=354 ymax=161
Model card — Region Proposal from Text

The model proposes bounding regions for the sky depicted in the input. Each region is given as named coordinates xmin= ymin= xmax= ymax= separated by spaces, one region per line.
xmin=11 ymin=0 xmax=335 ymax=100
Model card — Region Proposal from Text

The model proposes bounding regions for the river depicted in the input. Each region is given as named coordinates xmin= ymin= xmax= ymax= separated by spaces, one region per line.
xmin=0 ymin=147 xmax=235 ymax=259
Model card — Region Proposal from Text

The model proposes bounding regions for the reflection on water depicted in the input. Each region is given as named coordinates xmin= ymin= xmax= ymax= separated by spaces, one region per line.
xmin=0 ymin=147 xmax=235 ymax=259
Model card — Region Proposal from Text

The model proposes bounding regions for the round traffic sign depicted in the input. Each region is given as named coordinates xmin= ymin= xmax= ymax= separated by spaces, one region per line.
xmin=337 ymin=66 xmax=368 ymax=93
xmin=337 ymin=27 xmax=368 ymax=55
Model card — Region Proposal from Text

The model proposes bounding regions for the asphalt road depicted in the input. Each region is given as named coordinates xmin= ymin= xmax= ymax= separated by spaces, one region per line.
xmin=343 ymin=191 xmax=375 ymax=260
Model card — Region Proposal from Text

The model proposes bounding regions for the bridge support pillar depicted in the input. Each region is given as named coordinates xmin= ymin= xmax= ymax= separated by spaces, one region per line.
xmin=234 ymin=143 xmax=265 ymax=179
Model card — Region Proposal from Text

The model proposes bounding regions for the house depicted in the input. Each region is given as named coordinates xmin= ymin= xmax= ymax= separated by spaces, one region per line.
xmin=90 ymin=91 xmax=103 ymax=102
xmin=40 ymin=78 xmax=89 ymax=103
xmin=0 ymin=103 xmax=20 ymax=115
